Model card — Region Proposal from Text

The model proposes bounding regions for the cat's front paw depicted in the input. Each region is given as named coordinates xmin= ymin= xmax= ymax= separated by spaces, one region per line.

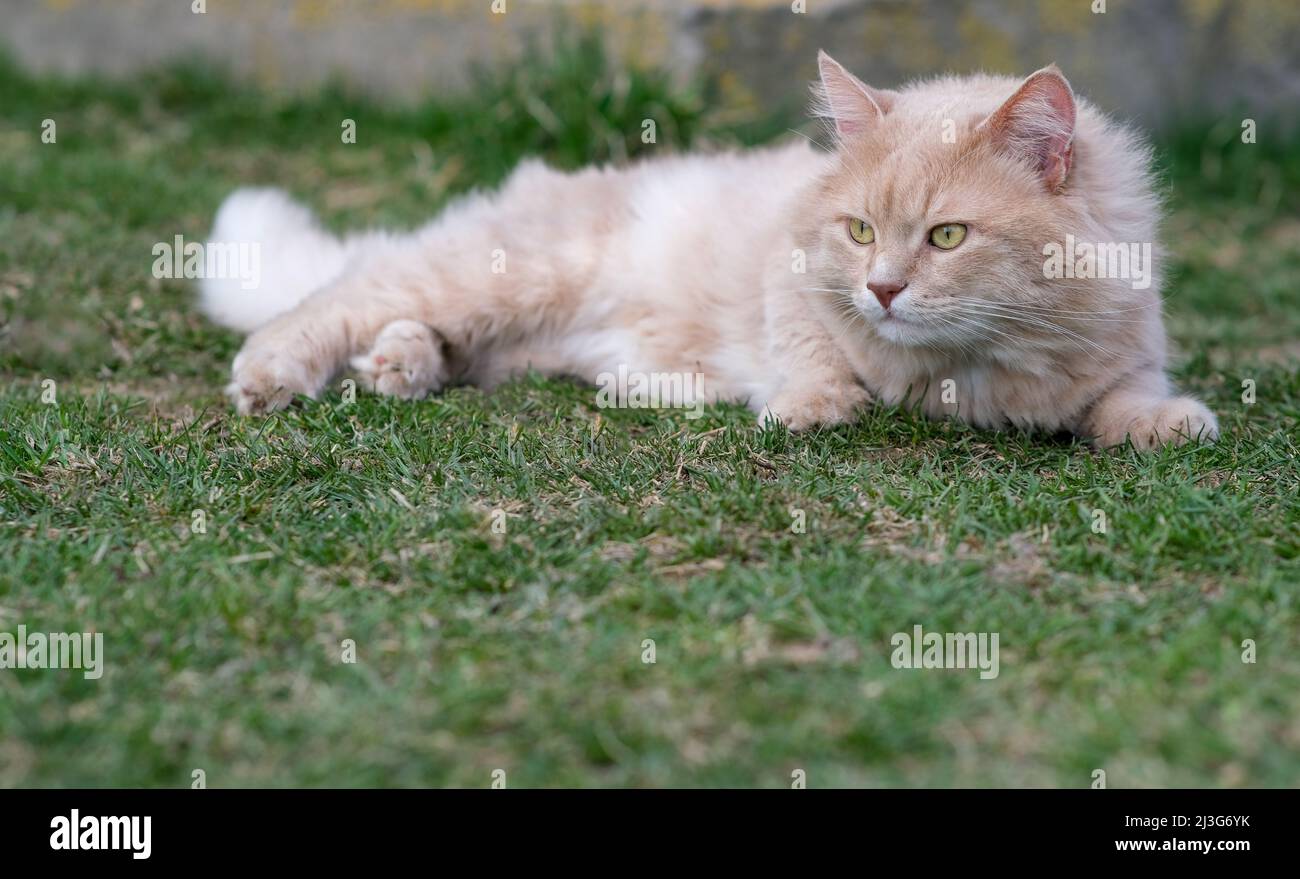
xmin=759 ymin=382 xmax=870 ymax=432
xmin=349 ymin=320 xmax=448 ymax=400
xmin=1098 ymin=396 xmax=1219 ymax=450
xmin=227 ymin=348 xmax=316 ymax=415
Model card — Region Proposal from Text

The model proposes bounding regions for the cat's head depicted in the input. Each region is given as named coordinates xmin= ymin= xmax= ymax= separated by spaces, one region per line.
xmin=803 ymin=51 xmax=1125 ymax=361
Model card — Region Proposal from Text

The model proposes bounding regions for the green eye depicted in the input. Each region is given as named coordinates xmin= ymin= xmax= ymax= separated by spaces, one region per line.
xmin=848 ymin=218 xmax=874 ymax=245
xmin=930 ymin=223 xmax=967 ymax=249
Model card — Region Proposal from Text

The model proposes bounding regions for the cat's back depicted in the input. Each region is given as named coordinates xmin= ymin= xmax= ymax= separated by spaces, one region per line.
xmin=622 ymin=139 xmax=830 ymax=226
xmin=611 ymin=140 xmax=828 ymax=297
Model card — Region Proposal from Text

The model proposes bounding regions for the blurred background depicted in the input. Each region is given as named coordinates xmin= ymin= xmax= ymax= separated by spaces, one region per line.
xmin=4 ymin=0 xmax=1300 ymax=128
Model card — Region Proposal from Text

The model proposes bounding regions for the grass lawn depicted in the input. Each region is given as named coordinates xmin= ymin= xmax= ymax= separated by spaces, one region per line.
xmin=1 ymin=41 xmax=1298 ymax=788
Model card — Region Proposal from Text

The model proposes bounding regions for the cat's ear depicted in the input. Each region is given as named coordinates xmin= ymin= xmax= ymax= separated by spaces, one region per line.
xmin=814 ymin=50 xmax=896 ymax=138
xmin=979 ymin=64 xmax=1076 ymax=192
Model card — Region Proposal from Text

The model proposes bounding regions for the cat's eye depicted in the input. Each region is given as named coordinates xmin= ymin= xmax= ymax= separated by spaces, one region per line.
xmin=848 ymin=218 xmax=874 ymax=245
xmin=929 ymin=223 xmax=967 ymax=249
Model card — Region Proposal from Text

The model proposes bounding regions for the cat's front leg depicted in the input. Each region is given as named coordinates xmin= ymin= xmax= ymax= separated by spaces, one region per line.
xmin=760 ymin=371 xmax=871 ymax=432
xmin=1083 ymin=372 xmax=1218 ymax=450
xmin=758 ymin=259 xmax=871 ymax=431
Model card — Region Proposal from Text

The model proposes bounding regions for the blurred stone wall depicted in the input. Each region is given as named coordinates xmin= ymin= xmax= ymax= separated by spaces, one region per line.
xmin=2 ymin=0 xmax=1296 ymax=127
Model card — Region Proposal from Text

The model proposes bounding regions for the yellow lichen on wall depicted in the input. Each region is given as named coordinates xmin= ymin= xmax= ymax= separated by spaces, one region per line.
xmin=1037 ymin=0 xmax=1099 ymax=38
xmin=16 ymin=0 xmax=1298 ymax=123
xmin=860 ymin=8 xmax=943 ymax=74
xmin=957 ymin=6 xmax=1019 ymax=74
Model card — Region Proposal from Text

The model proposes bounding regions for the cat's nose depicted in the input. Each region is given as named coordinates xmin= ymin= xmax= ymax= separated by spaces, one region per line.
xmin=868 ymin=280 xmax=907 ymax=310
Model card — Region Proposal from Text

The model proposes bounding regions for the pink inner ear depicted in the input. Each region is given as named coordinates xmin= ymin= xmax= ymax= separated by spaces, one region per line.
xmin=986 ymin=70 xmax=1077 ymax=191
xmin=837 ymin=116 xmax=868 ymax=136
xmin=816 ymin=51 xmax=889 ymax=139
xmin=823 ymin=79 xmax=884 ymax=137
xmin=1037 ymin=76 xmax=1075 ymax=186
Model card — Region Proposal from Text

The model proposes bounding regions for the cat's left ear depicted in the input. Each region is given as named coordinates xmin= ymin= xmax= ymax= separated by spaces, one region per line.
xmin=979 ymin=65 xmax=1077 ymax=192
xmin=814 ymin=50 xmax=898 ymax=138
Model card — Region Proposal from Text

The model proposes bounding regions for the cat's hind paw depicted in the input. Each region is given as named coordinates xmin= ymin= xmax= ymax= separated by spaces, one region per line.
xmin=350 ymin=319 xmax=448 ymax=400
xmin=227 ymin=349 xmax=315 ymax=416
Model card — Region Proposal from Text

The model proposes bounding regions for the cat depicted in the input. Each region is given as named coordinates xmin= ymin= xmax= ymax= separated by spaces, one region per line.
xmin=199 ymin=51 xmax=1217 ymax=450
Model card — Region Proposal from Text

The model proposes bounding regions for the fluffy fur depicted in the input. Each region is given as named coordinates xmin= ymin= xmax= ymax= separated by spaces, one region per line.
xmin=199 ymin=52 xmax=1216 ymax=449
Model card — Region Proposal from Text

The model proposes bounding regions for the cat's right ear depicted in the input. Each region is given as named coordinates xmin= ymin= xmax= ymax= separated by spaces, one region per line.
xmin=814 ymin=50 xmax=895 ymax=139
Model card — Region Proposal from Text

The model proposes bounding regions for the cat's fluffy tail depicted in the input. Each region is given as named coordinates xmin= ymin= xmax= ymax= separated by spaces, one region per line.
xmin=199 ymin=188 xmax=348 ymax=334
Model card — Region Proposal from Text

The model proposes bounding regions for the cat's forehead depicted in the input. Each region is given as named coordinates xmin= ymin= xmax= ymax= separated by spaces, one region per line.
xmin=831 ymin=114 xmax=1035 ymax=221
xmin=834 ymin=139 xmax=973 ymax=218
xmin=895 ymin=74 xmax=1034 ymax=121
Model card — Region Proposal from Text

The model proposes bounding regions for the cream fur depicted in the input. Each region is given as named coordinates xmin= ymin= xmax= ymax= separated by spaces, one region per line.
xmin=200 ymin=53 xmax=1217 ymax=450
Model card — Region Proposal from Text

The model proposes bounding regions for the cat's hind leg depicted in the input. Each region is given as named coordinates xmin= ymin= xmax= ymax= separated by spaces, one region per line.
xmin=226 ymin=274 xmax=441 ymax=414
xmin=349 ymin=319 xmax=448 ymax=400
xmin=223 ymin=162 xmax=613 ymax=414
xmin=225 ymin=246 xmax=572 ymax=414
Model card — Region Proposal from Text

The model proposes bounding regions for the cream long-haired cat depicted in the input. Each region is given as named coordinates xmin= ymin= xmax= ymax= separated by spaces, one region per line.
xmin=200 ymin=52 xmax=1217 ymax=449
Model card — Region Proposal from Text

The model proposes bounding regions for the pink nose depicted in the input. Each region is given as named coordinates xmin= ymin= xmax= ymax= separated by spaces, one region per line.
xmin=869 ymin=280 xmax=907 ymax=310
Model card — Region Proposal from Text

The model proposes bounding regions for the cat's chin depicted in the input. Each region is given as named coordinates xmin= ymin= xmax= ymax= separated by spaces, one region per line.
xmin=871 ymin=315 xmax=927 ymax=347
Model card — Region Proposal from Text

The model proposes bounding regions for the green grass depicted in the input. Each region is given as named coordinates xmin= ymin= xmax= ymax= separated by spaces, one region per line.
xmin=1 ymin=40 xmax=1298 ymax=788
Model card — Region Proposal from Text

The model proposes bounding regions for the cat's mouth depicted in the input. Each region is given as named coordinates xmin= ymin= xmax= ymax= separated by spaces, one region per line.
xmin=865 ymin=305 xmax=926 ymax=341
xmin=850 ymin=292 xmax=936 ymax=348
